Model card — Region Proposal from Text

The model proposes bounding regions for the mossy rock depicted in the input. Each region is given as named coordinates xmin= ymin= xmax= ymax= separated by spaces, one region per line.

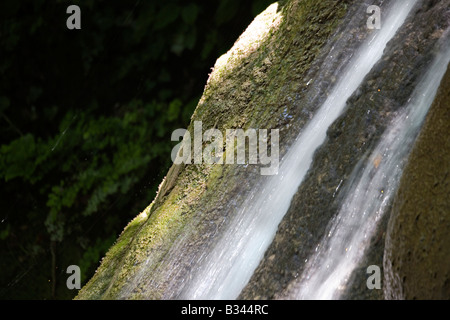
xmin=76 ymin=0 xmax=353 ymax=299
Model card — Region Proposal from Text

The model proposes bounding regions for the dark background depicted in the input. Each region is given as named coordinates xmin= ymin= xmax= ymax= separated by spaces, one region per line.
xmin=0 ymin=0 xmax=273 ymax=299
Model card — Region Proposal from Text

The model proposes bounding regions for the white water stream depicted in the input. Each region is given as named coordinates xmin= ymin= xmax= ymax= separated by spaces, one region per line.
xmin=294 ymin=38 xmax=450 ymax=300
xmin=179 ymin=0 xmax=419 ymax=299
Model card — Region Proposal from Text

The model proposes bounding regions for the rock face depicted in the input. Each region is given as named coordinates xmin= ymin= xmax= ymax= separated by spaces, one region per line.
xmin=383 ymin=65 xmax=450 ymax=300
xmin=76 ymin=0 xmax=450 ymax=300
xmin=240 ymin=0 xmax=450 ymax=300
xmin=76 ymin=0 xmax=355 ymax=299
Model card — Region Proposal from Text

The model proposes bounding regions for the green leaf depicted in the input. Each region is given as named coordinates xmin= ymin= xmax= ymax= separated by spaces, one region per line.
xmin=168 ymin=99 xmax=182 ymax=122
xmin=181 ymin=4 xmax=199 ymax=25
xmin=154 ymin=4 xmax=180 ymax=30
xmin=215 ymin=0 xmax=239 ymax=25
xmin=0 ymin=224 xmax=11 ymax=240
xmin=1 ymin=134 xmax=36 ymax=181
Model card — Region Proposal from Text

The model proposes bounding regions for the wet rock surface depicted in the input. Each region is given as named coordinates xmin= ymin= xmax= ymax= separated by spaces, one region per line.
xmin=76 ymin=0 xmax=355 ymax=299
xmin=77 ymin=0 xmax=450 ymax=300
xmin=383 ymin=65 xmax=450 ymax=300
xmin=240 ymin=0 xmax=450 ymax=299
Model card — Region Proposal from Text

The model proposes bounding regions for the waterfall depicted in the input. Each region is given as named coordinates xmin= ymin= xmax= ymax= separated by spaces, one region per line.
xmin=293 ymin=38 xmax=450 ymax=300
xmin=178 ymin=0 xmax=419 ymax=299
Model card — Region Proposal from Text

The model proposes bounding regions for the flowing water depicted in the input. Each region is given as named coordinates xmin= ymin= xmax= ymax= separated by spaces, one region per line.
xmin=177 ymin=0 xmax=419 ymax=299
xmin=293 ymin=39 xmax=450 ymax=300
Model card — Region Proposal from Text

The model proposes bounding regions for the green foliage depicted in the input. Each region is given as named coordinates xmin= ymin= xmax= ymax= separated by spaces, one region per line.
xmin=0 ymin=99 xmax=182 ymax=238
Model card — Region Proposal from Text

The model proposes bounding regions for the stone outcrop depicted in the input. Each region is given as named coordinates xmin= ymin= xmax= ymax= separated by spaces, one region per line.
xmin=76 ymin=0 xmax=355 ymax=299
xmin=76 ymin=0 xmax=450 ymax=300
xmin=383 ymin=65 xmax=450 ymax=300
xmin=240 ymin=0 xmax=450 ymax=299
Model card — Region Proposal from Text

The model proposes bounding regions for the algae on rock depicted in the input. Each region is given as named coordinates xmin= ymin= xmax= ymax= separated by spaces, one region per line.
xmin=76 ymin=0 xmax=450 ymax=300
xmin=76 ymin=0 xmax=352 ymax=299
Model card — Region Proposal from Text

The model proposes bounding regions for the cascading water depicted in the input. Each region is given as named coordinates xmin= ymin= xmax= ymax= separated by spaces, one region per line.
xmin=178 ymin=0 xmax=418 ymax=299
xmin=292 ymin=38 xmax=450 ymax=300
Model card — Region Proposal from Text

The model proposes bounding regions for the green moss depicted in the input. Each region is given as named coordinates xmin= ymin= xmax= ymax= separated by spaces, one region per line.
xmin=77 ymin=0 xmax=353 ymax=299
xmin=74 ymin=205 xmax=150 ymax=299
